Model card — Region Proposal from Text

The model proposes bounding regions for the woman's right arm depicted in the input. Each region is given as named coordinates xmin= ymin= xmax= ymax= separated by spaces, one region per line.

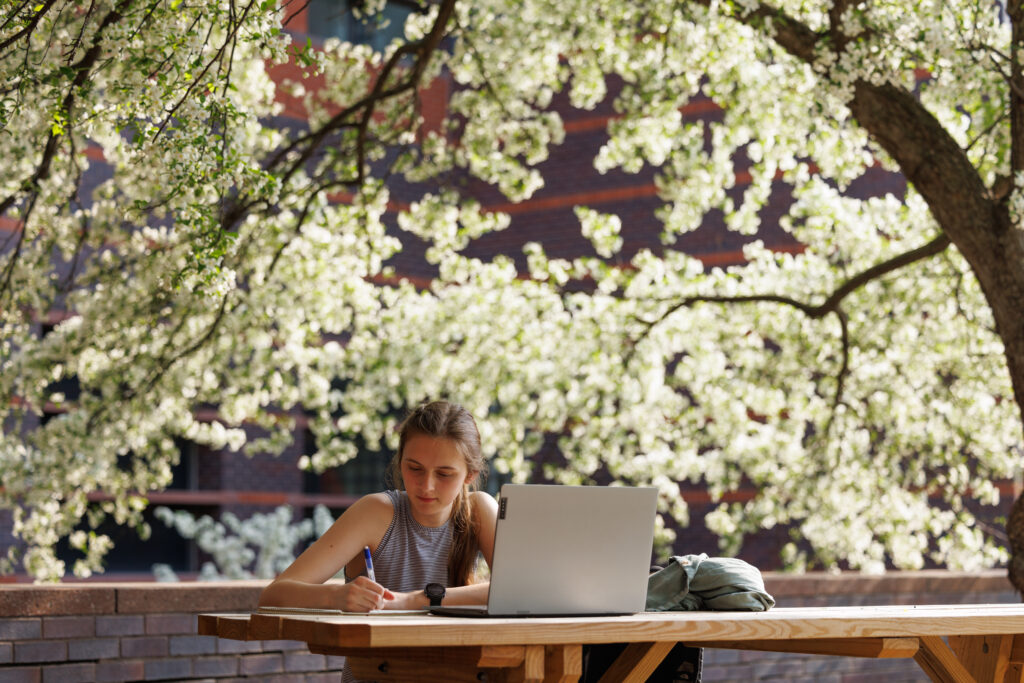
xmin=258 ymin=493 xmax=394 ymax=611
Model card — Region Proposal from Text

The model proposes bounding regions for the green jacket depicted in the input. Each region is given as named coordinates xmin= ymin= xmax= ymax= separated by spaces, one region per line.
xmin=646 ymin=553 xmax=775 ymax=612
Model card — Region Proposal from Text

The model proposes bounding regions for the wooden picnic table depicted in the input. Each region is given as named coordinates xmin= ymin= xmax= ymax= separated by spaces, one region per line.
xmin=199 ymin=603 xmax=1024 ymax=682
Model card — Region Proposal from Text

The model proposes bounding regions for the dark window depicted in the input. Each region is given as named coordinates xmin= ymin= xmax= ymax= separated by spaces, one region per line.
xmin=302 ymin=429 xmax=391 ymax=496
xmin=56 ymin=505 xmax=212 ymax=573
xmin=55 ymin=440 xmax=203 ymax=573
xmin=40 ymin=322 xmax=82 ymax=406
xmin=306 ymin=0 xmax=420 ymax=50
xmin=169 ymin=439 xmax=199 ymax=490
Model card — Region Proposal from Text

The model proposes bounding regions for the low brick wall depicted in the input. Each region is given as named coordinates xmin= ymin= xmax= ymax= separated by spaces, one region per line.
xmin=0 ymin=581 xmax=339 ymax=682
xmin=0 ymin=570 xmax=1017 ymax=682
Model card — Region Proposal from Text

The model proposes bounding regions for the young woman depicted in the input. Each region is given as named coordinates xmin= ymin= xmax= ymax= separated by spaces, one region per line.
xmin=259 ymin=400 xmax=498 ymax=613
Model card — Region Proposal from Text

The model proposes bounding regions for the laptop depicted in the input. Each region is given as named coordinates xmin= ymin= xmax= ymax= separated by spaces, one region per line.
xmin=431 ymin=484 xmax=657 ymax=617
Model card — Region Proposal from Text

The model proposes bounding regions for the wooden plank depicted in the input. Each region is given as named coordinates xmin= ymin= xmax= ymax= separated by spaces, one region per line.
xmin=344 ymin=647 xmax=501 ymax=682
xmin=950 ymin=635 xmax=1013 ymax=683
xmin=478 ymin=645 xmax=527 ymax=667
xmin=298 ymin=604 xmax=1024 ymax=649
xmin=310 ymin=642 xmax=577 ymax=683
xmin=197 ymin=613 xmax=221 ymax=637
xmin=1009 ymin=637 xmax=1024 ymax=682
xmin=914 ymin=635 xmax=977 ymax=683
xmin=343 ymin=645 xmax=539 ymax=683
xmin=347 ymin=656 xmax=486 ymax=682
xmin=544 ymin=644 xmax=583 ymax=683
xmin=699 ymin=636 xmax=919 ymax=659
xmin=308 ymin=645 xmax=438 ymax=658
xmin=305 ymin=645 xmax=513 ymax=663
xmin=1011 ymin=634 xmax=1024 ymax=663
xmin=276 ymin=614 xmax=327 ymax=644
xmin=595 ymin=641 xmax=675 ymax=683
xmin=197 ymin=613 xmax=251 ymax=640
xmin=307 ymin=642 xmax=572 ymax=683
xmin=508 ymin=644 xmax=545 ymax=683
xmin=248 ymin=612 xmax=284 ymax=640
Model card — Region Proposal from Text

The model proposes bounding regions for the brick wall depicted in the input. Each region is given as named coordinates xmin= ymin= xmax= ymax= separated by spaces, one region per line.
xmin=0 ymin=571 xmax=1018 ymax=682
xmin=0 ymin=582 xmax=341 ymax=682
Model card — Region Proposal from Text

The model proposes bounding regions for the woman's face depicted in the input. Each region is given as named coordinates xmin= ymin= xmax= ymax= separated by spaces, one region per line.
xmin=400 ymin=435 xmax=473 ymax=526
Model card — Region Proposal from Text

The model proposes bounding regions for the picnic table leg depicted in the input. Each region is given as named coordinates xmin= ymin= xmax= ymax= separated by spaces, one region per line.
xmin=914 ymin=635 xmax=983 ymax=683
xmin=1004 ymin=634 xmax=1024 ymax=683
xmin=948 ymin=635 xmax=1014 ymax=683
xmin=543 ymin=644 xmax=583 ymax=683
xmin=594 ymin=641 xmax=676 ymax=683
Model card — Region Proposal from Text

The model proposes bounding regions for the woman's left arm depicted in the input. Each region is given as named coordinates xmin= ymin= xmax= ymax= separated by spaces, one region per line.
xmin=471 ymin=490 xmax=499 ymax=568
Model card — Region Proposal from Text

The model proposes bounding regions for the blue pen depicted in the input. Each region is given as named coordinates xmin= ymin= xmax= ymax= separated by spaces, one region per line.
xmin=363 ymin=546 xmax=376 ymax=583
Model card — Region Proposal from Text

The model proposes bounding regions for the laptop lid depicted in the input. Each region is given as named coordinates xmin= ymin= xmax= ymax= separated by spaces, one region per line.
xmin=484 ymin=484 xmax=657 ymax=616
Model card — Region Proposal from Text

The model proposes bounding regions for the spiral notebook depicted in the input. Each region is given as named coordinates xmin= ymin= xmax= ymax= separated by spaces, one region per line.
xmin=430 ymin=484 xmax=657 ymax=618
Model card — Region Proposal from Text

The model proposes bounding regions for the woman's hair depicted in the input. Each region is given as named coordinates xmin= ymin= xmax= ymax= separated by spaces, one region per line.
xmin=388 ymin=400 xmax=486 ymax=586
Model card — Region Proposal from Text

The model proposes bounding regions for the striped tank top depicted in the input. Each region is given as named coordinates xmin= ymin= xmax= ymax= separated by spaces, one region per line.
xmin=366 ymin=489 xmax=453 ymax=591
xmin=342 ymin=489 xmax=452 ymax=683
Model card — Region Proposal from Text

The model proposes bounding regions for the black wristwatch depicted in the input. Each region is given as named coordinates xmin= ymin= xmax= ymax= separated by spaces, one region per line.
xmin=424 ymin=582 xmax=446 ymax=607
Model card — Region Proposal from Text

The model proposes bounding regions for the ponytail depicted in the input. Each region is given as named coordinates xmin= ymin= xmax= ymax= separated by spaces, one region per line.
xmin=448 ymin=485 xmax=478 ymax=586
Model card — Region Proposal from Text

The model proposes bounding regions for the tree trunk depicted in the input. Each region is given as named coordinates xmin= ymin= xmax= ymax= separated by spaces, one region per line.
xmin=848 ymin=82 xmax=1024 ymax=593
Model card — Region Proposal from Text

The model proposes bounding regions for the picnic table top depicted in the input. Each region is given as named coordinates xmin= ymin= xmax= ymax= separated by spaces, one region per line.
xmin=201 ymin=603 xmax=1024 ymax=648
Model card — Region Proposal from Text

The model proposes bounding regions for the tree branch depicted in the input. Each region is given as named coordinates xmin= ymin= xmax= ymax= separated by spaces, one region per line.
xmin=1007 ymin=0 xmax=1024 ymax=175
xmin=262 ymin=0 xmax=456 ymax=194
xmin=683 ymin=0 xmax=821 ymax=63
xmin=631 ymin=232 xmax=950 ymax=430
xmin=642 ymin=232 xmax=950 ymax=329
xmin=813 ymin=232 xmax=951 ymax=315
xmin=0 ymin=0 xmax=61 ymax=53
xmin=827 ymin=0 xmax=855 ymax=53
xmin=83 ymin=287 xmax=234 ymax=434
xmin=824 ymin=307 xmax=850 ymax=436
xmin=152 ymin=0 xmax=257 ymax=144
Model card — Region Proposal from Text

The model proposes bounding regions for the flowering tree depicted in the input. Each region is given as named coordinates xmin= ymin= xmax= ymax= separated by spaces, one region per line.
xmin=2 ymin=0 xmax=1024 ymax=585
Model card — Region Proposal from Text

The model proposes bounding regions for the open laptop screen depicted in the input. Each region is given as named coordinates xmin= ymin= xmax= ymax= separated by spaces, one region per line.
xmin=434 ymin=484 xmax=657 ymax=617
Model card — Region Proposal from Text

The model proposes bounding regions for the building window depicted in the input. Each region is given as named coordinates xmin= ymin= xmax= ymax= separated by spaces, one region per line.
xmin=168 ymin=439 xmax=199 ymax=490
xmin=302 ymin=429 xmax=392 ymax=496
xmin=306 ymin=0 xmax=420 ymax=50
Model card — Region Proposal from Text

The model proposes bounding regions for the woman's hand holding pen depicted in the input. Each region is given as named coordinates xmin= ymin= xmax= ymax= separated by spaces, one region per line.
xmin=336 ymin=576 xmax=394 ymax=612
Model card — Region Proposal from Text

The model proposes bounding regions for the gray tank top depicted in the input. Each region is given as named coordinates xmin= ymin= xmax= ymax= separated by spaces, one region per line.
xmin=369 ymin=489 xmax=453 ymax=591
xmin=342 ymin=490 xmax=453 ymax=683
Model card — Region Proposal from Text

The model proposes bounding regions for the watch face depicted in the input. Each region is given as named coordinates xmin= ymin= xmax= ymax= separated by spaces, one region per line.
xmin=425 ymin=582 xmax=445 ymax=605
